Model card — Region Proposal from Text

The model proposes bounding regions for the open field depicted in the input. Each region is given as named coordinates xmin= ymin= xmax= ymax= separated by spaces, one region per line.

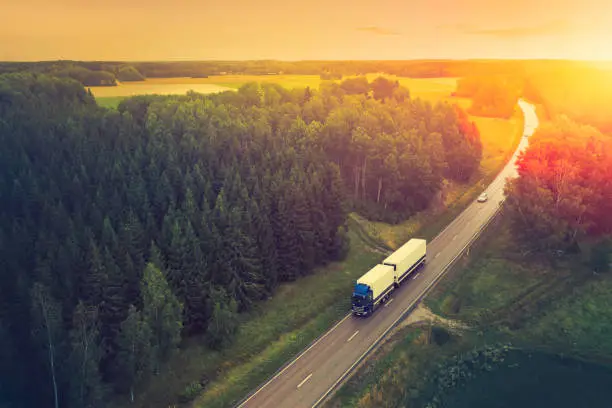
xmin=89 ymin=75 xmax=320 ymax=95
xmin=89 ymin=80 xmax=235 ymax=108
xmin=88 ymin=81 xmax=233 ymax=97
xmin=90 ymin=75 xmax=323 ymax=108
xmin=328 ymin=214 xmax=612 ymax=407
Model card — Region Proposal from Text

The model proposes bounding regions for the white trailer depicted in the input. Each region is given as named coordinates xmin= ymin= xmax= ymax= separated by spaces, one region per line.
xmin=382 ymin=238 xmax=427 ymax=285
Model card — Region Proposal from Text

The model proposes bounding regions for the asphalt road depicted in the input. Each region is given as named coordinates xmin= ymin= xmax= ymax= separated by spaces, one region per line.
xmin=237 ymin=99 xmax=539 ymax=408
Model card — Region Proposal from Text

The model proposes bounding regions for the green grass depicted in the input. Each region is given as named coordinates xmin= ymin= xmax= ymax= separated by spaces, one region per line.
xmin=96 ymin=96 xmax=127 ymax=109
xmin=520 ymin=276 xmax=612 ymax=359
xmin=424 ymin=217 xmax=552 ymax=320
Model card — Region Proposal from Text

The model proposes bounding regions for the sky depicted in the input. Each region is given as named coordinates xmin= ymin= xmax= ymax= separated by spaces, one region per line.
xmin=1 ymin=0 xmax=612 ymax=61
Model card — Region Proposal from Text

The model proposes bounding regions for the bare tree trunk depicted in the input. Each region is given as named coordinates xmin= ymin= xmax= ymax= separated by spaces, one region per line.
xmin=80 ymin=328 xmax=88 ymax=406
xmin=362 ymin=157 xmax=367 ymax=201
xmin=571 ymin=211 xmax=586 ymax=244
xmin=48 ymin=335 xmax=59 ymax=408
xmin=39 ymin=297 xmax=59 ymax=408
xmin=354 ymin=165 xmax=360 ymax=199
xmin=554 ymin=159 xmax=570 ymax=210
xmin=130 ymin=339 xmax=136 ymax=402
xmin=377 ymin=177 xmax=383 ymax=204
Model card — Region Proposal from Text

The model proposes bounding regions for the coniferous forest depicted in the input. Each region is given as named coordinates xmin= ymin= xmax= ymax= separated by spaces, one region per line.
xmin=0 ymin=73 xmax=482 ymax=407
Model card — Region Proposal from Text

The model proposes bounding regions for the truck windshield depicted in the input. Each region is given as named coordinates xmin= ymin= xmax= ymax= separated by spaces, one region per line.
xmin=352 ymin=294 xmax=366 ymax=306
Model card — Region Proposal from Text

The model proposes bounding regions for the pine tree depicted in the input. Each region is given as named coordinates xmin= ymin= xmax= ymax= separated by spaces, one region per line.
xmin=140 ymin=263 xmax=183 ymax=370
xmin=100 ymin=217 xmax=118 ymax=257
xmin=271 ymin=188 xmax=300 ymax=281
xmin=289 ymin=170 xmax=315 ymax=275
xmin=115 ymin=305 xmax=153 ymax=403
xmin=98 ymin=248 xmax=128 ymax=377
xmin=31 ymin=282 xmax=65 ymax=408
xmin=68 ymin=302 xmax=106 ymax=408
xmin=148 ymin=241 xmax=166 ymax=271
xmin=212 ymin=189 xmax=264 ymax=309
xmin=205 ymin=286 xmax=239 ymax=350
xmin=181 ymin=221 xmax=209 ymax=334
xmin=247 ymin=198 xmax=278 ymax=293
xmin=80 ymin=238 xmax=108 ymax=308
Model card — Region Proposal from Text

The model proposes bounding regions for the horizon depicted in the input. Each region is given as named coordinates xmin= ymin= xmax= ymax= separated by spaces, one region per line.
xmin=3 ymin=57 xmax=612 ymax=63
xmin=3 ymin=0 xmax=612 ymax=61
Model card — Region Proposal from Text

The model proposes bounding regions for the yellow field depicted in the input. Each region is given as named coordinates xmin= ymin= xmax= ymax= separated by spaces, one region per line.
xmin=89 ymin=74 xmax=323 ymax=98
xmin=474 ymin=110 xmax=523 ymax=174
xmin=88 ymin=81 xmax=233 ymax=98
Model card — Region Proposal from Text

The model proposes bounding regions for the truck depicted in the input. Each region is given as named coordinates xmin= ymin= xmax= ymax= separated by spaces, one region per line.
xmin=352 ymin=238 xmax=427 ymax=317
xmin=351 ymin=264 xmax=395 ymax=316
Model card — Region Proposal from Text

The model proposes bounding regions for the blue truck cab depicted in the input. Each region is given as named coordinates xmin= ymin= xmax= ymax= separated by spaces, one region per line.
xmin=351 ymin=283 xmax=373 ymax=316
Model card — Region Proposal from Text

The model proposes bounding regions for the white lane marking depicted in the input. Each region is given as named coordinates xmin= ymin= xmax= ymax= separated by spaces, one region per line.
xmin=384 ymin=298 xmax=394 ymax=307
xmin=238 ymin=313 xmax=351 ymax=406
xmin=452 ymin=235 xmax=457 ymax=241
xmin=347 ymin=330 xmax=359 ymax=343
xmin=297 ymin=373 xmax=313 ymax=389
xmin=412 ymin=273 xmax=420 ymax=280
xmin=435 ymin=253 xmax=441 ymax=259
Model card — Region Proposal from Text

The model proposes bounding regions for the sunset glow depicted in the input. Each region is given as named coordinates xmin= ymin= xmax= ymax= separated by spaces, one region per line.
xmin=2 ymin=0 xmax=612 ymax=61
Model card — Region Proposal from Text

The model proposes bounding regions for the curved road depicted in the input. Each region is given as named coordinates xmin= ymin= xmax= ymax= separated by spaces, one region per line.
xmin=237 ymin=99 xmax=539 ymax=408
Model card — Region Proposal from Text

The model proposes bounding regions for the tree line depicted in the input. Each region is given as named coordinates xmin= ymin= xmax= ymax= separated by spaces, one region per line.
xmin=310 ymin=76 xmax=482 ymax=222
xmin=0 ymin=73 xmax=482 ymax=407
xmin=0 ymin=62 xmax=146 ymax=87
xmin=453 ymin=75 xmax=522 ymax=119
xmin=505 ymin=115 xmax=612 ymax=269
xmin=0 ymin=59 xmax=536 ymax=87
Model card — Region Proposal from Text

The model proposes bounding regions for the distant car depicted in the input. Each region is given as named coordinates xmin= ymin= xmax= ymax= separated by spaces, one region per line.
xmin=477 ymin=192 xmax=488 ymax=203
